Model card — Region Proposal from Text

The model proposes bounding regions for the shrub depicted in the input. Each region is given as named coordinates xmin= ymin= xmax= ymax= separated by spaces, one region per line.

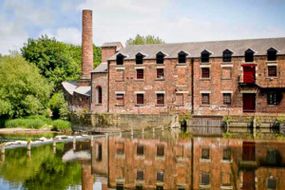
xmin=52 ymin=120 xmax=71 ymax=132
xmin=5 ymin=118 xmax=46 ymax=129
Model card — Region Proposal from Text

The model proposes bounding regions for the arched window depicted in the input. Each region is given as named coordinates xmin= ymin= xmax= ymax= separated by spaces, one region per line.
xmin=156 ymin=51 xmax=166 ymax=64
xmin=223 ymin=49 xmax=233 ymax=62
xmin=96 ymin=86 xmax=102 ymax=104
xmin=245 ymin=49 xmax=255 ymax=62
xmin=116 ymin=54 xmax=125 ymax=65
xmin=267 ymin=48 xmax=277 ymax=61
xmin=178 ymin=51 xmax=188 ymax=63
xmin=136 ymin=53 xmax=145 ymax=64
xmin=201 ymin=50 xmax=211 ymax=63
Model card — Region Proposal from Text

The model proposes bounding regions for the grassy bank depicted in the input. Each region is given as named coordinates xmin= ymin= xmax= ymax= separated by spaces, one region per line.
xmin=2 ymin=115 xmax=71 ymax=133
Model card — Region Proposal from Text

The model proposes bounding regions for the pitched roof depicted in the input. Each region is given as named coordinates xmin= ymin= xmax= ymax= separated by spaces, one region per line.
xmin=62 ymin=81 xmax=91 ymax=96
xmin=92 ymin=62 xmax=108 ymax=73
xmin=108 ymin=37 xmax=285 ymax=60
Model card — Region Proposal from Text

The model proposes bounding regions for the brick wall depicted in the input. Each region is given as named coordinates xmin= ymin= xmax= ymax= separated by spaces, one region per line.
xmin=101 ymin=47 xmax=117 ymax=63
xmin=91 ymin=72 xmax=108 ymax=113
xmin=108 ymin=58 xmax=192 ymax=114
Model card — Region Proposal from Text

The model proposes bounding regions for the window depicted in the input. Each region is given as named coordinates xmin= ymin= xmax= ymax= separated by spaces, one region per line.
xmin=157 ymin=68 xmax=164 ymax=79
xmin=96 ymin=86 xmax=102 ymax=104
xmin=245 ymin=49 xmax=254 ymax=62
xmin=116 ymin=142 xmax=124 ymax=155
xmin=157 ymin=171 xmax=164 ymax=182
xmin=223 ymin=49 xmax=233 ymax=62
xmin=137 ymin=144 xmax=144 ymax=156
xmin=267 ymin=48 xmax=277 ymax=61
xmin=267 ymin=91 xmax=282 ymax=105
xmin=201 ymin=50 xmax=210 ymax=63
xmin=201 ymin=93 xmax=210 ymax=105
xmin=136 ymin=53 xmax=144 ymax=64
xmin=116 ymin=54 xmax=125 ymax=65
xmin=157 ymin=144 xmax=164 ymax=157
xmin=200 ymin=172 xmax=210 ymax=186
xmin=135 ymin=185 xmax=143 ymax=190
xmin=201 ymin=148 xmax=210 ymax=159
xmin=223 ymin=93 xmax=232 ymax=105
xmin=137 ymin=170 xmax=144 ymax=181
xmin=223 ymin=148 xmax=231 ymax=161
xmin=268 ymin=65 xmax=277 ymax=77
xmin=95 ymin=142 xmax=102 ymax=161
xmin=175 ymin=93 xmax=184 ymax=106
xmin=116 ymin=93 xmax=125 ymax=106
xmin=267 ymin=176 xmax=277 ymax=190
xmin=157 ymin=93 xmax=165 ymax=105
xmin=178 ymin=51 xmax=187 ymax=64
xmin=156 ymin=52 xmax=165 ymax=64
xmin=136 ymin=69 xmax=144 ymax=79
xmin=222 ymin=67 xmax=232 ymax=79
xmin=136 ymin=94 xmax=144 ymax=105
xmin=156 ymin=186 xmax=164 ymax=190
xmin=116 ymin=183 xmax=124 ymax=190
xmin=201 ymin=67 xmax=210 ymax=78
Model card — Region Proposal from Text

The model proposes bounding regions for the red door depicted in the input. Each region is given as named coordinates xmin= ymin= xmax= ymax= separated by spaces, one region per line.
xmin=243 ymin=65 xmax=255 ymax=83
xmin=243 ymin=94 xmax=256 ymax=112
xmin=242 ymin=141 xmax=255 ymax=161
xmin=242 ymin=171 xmax=255 ymax=190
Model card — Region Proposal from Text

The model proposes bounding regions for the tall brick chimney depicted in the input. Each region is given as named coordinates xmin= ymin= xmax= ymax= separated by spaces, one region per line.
xmin=81 ymin=9 xmax=93 ymax=80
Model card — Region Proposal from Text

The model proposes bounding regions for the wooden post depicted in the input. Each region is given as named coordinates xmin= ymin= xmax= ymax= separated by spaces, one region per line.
xmin=119 ymin=131 xmax=122 ymax=138
xmin=131 ymin=127 xmax=134 ymax=137
xmin=73 ymin=137 xmax=76 ymax=150
xmin=27 ymin=141 xmax=31 ymax=151
xmin=253 ymin=117 xmax=256 ymax=138
xmin=90 ymin=136 xmax=94 ymax=147
xmin=1 ymin=145 xmax=5 ymax=155
xmin=152 ymin=128 xmax=155 ymax=138
xmin=52 ymin=139 xmax=56 ymax=154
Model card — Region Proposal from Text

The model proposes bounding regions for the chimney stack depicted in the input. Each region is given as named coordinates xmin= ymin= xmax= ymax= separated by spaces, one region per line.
xmin=81 ymin=9 xmax=93 ymax=80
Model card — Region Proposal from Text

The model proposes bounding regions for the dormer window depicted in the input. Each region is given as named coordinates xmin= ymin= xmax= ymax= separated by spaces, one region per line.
xmin=156 ymin=52 xmax=165 ymax=64
xmin=245 ymin=49 xmax=254 ymax=62
xmin=178 ymin=51 xmax=187 ymax=64
xmin=267 ymin=48 xmax=277 ymax=61
xmin=223 ymin=49 xmax=233 ymax=62
xmin=136 ymin=53 xmax=144 ymax=64
xmin=201 ymin=50 xmax=210 ymax=63
xmin=116 ymin=54 xmax=125 ymax=65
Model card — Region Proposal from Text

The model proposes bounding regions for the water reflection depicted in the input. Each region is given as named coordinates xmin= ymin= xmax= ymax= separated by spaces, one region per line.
xmin=0 ymin=131 xmax=285 ymax=190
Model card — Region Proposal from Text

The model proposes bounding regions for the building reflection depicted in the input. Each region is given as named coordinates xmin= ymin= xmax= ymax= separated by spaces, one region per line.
xmin=64 ymin=135 xmax=285 ymax=190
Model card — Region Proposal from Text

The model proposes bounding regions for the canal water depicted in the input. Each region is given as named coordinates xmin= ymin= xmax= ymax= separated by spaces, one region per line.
xmin=0 ymin=129 xmax=284 ymax=190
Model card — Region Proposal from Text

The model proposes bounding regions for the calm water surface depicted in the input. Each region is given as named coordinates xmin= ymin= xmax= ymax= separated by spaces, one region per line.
xmin=0 ymin=130 xmax=284 ymax=190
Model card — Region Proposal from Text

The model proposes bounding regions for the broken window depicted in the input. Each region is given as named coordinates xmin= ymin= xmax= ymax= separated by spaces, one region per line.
xmin=157 ymin=171 xmax=164 ymax=182
xmin=156 ymin=93 xmax=165 ymax=105
xmin=157 ymin=68 xmax=164 ymax=79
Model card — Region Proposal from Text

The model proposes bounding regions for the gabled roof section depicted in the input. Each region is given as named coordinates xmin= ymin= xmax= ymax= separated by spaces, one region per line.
xmin=223 ymin=49 xmax=233 ymax=54
xmin=245 ymin=48 xmax=255 ymax=54
xmin=201 ymin=49 xmax=212 ymax=55
xmin=156 ymin=51 xmax=168 ymax=57
xmin=108 ymin=37 xmax=285 ymax=60
xmin=178 ymin=50 xmax=189 ymax=56
xmin=267 ymin=47 xmax=278 ymax=53
xmin=92 ymin=62 xmax=108 ymax=73
xmin=62 ymin=81 xmax=91 ymax=97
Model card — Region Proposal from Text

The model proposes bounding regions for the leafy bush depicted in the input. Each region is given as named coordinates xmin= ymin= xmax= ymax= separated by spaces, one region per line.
xmin=52 ymin=120 xmax=71 ymax=132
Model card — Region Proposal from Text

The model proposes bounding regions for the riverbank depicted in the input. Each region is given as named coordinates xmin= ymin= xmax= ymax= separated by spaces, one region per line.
xmin=0 ymin=128 xmax=58 ymax=135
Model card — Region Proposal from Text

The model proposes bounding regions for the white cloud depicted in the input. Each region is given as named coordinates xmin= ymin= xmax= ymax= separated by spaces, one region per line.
xmin=40 ymin=27 xmax=82 ymax=45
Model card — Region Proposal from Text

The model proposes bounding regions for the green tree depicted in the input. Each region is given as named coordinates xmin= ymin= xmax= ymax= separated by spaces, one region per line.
xmin=0 ymin=54 xmax=52 ymax=118
xmin=126 ymin=34 xmax=165 ymax=45
xmin=48 ymin=92 xmax=69 ymax=120
xmin=21 ymin=35 xmax=101 ymax=90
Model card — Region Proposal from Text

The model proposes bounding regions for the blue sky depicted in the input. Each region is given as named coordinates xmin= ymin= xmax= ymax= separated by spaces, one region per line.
xmin=0 ymin=0 xmax=285 ymax=54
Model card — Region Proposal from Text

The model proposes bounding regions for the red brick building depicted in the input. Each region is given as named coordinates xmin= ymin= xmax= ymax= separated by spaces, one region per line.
xmin=63 ymin=10 xmax=285 ymax=116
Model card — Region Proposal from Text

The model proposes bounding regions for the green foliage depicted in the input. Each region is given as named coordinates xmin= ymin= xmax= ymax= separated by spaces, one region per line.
xmin=48 ymin=92 xmax=69 ymax=120
xmin=21 ymin=35 xmax=101 ymax=90
xmin=0 ymin=55 xmax=52 ymax=118
xmin=51 ymin=120 xmax=71 ymax=132
xmin=0 ymin=145 xmax=81 ymax=190
xmin=178 ymin=112 xmax=191 ymax=124
xmin=5 ymin=118 xmax=48 ymax=129
xmin=126 ymin=34 xmax=165 ymax=45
